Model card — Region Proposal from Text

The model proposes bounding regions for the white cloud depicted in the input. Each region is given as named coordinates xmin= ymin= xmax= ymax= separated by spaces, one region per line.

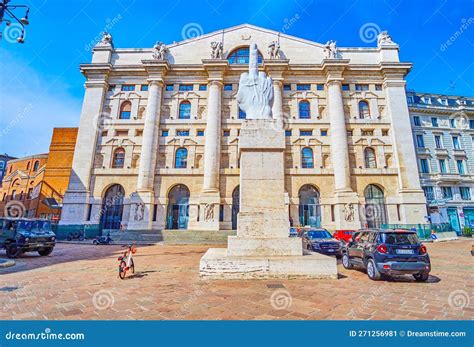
xmin=0 ymin=51 xmax=82 ymax=157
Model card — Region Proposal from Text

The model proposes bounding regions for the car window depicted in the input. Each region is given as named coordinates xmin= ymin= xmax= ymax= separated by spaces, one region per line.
xmin=382 ymin=232 xmax=419 ymax=245
xmin=307 ymin=230 xmax=332 ymax=239
xmin=359 ymin=232 xmax=370 ymax=242
xmin=367 ymin=232 xmax=377 ymax=243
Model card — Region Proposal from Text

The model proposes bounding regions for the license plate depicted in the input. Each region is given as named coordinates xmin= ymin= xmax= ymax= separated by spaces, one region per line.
xmin=396 ymin=249 xmax=414 ymax=254
xmin=327 ymin=249 xmax=334 ymax=252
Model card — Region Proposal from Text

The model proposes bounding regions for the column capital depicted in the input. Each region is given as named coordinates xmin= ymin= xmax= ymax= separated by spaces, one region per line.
xmin=142 ymin=59 xmax=170 ymax=80
xmin=81 ymin=63 xmax=112 ymax=89
xmin=202 ymin=59 xmax=228 ymax=81
xmin=322 ymin=59 xmax=349 ymax=81
xmin=147 ymin=79 xmax=165 ymax=87
xmin=208 ymin=80 xmax=223 ymax=87
xmin=265 ymin=59 xmax=290 ymax=79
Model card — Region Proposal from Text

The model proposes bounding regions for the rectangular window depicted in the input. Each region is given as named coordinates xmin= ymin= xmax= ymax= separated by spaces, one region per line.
xmin=223 ymin=130 xmax=230 ymax=137
xmin=355 ymin=84 xmax=369 ymax=91
xmin=219 ymin=205 xmax=224 ymax=222
xmin=416 ymin=134 xmax=425 ymax=148
xmin=161 ymin=130 xmax=169 ymax=137
xmin=224 ymin=84 xmax=233 ymax=91
xmin=460 ymin=187 xmax=471 ymax=200
xmin=382 ymin=129 xmax=389 ymax=136
xmin=439 ymin=159 xmax=447 ymax=173
xmin=361 ymin=130 xmax=374 ymax=136
xmin=86 ymin=204 xmax=92 ymax=221
xmin=199 ymin=84 xmax=207 ymax=91
xmin=470 ymin=120 xmax=474 ymax=129
xmin=316 ymin=84 xmax=324 ymax=91
xmin=121 ymin=84 xmax=135 ymax=91
xmin=407 ymin=96 xmax=414 ymax=104
xmin=431 ymin=117 xmax=438 ymax=127
xmin=457 ymin=160 xmax=465 ymax=174
xmin=176 ymin=130 xmax=189 ymax=136
xmin=441 ymin=187 xmax=453 ymax=200
xmin=413 ymin=116 xmax=421 ymax=126
xmin=375 ymin=84 xmax=383 ymax=91
xmin=153 ymin=205 xmax=158 ymax=222
xmin=452 ymin=136 xmax=461 ymax=149
xmin=449 ymin=119 xmax=455 ymax=128
xmin=435 ymin=135 xmax=442 ymax=149
xmin=108 ymin=85 xmax=115 ymax=92
xmin=116 ymin=130 xmax=128 ymax=136
xmin=197 ymin=130 xmax=204 ymax=136
xmin=140 ymin=85 xmax=148 ymax=91
xmin=300 ymin=130 xmax=312 ymax=136
xmin=296 ymin=84 xmax=311 ymax=91
xmin=423 ymin=186 xmax=434 ymax=201
xmin=179 ymin=84 xmax=193 ymax=91
xmin=320 ymin=130 xmax=328 ymax=136
xmin=165 ymin=84 xmax=174 ymax=91
xmin=331 ymin=205 xmax=335 ymax=222
xmin=341 ymin=84 xmax=350 ymax=91
xmin=283 ymin=84 xmax=291 ymax=91
xmin=420 ymin=159 xmax=430 ymax=173
xmin=396 ymin=204 xmax=401 ymax=221
xmin=285 ymin=130 xmax=292 ymax=136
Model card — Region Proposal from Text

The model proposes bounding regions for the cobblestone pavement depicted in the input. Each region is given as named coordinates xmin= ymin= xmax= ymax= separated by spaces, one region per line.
xmin=0 ymin=240 xmax=472 ymax=320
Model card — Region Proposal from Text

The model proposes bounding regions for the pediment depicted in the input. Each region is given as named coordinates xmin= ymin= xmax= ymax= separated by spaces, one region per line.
xmin=292 ymin=137 xmax=323 ymax=146
xmin=369 ymin=138 xmax=385 ymax=146
xmin=350 ymin=91 xmax=378 ymax=99
xmin=354 ymin=138 xmax=369 ymax=146
xmin=171 ymin=91 xmax=201 ymax=99
xmin=290 ymin=91 xmax=319 ymax=99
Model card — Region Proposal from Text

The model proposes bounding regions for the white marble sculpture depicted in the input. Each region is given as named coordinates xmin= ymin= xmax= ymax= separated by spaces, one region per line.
xmin=210 ymin=41 xmax=223 ymax=59
xmin=236 ymin=43 xmax=274 ymax=119
xmin=204 ymin=203 xmax=214 ymax=222
xmin=152 ymin=41 xmax=168 ymax=60
xmin=377 ymin=31 xmax=394 ymax=45
xmin=324 ymin=40 xmax=338 ymax=59
xmin=344 ymin=203 xmax=355 ymax=222
xmin=267 ymin=40 xmax=280 ymax=59
xmin=97 ymin=32 xmax=113 ymax=47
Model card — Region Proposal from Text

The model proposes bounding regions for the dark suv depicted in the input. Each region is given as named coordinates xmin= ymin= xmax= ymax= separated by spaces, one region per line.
xmin=0 ymin=218 xmax=56 ymax=258
xmin=342 ymin=229 xmax=431 ymax=281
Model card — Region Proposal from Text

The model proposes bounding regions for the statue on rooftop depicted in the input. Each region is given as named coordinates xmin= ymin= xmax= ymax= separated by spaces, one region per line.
xmin=267 ymin=40 xmax=280 ymax=59
xmin=210 ymin=41 xmax=223 ymax=59
xmin=152 ymin=41 xmax=168 ymax=60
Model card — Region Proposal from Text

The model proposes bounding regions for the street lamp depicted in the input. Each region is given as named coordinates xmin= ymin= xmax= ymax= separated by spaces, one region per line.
xmin=0 ymin=0 xmax=30 ymax=43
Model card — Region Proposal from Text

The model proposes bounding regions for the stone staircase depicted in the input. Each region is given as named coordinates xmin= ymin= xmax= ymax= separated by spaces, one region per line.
xmin=106 ymin=229 xmax=236 ymax=245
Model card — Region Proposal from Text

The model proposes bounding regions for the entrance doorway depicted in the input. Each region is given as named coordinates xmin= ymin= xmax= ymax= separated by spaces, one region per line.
xmin=101 ymin=184 xmax=125 ymax=230
xmin=166 ymin=184 xmax=190 ymax=229
xmin=298 ymin=184 xmax=321 ymax=227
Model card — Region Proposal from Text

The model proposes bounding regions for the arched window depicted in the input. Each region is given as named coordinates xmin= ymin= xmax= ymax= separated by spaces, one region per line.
xmin=167 ymin=184 xmax=190 ymax=229
xmin=364 ymin=184 xmax=387 ymax=228
xmin=119 ymin=101 xmax=132 ymax=119
xmin=228 ymin=47 xmax=263 ymax=65
xmin=301 ymin=147 xmax=314 ymax=168
xmin=174 ymin=148 xmax=188 ymax=168
xmin=238 ymin=107 xmax=246 ymax=119
xmin=364 ymin=147 xmax=377 ymax=168
xmin=179 ymin=101 xmax=191 ymax=119
xmin=112 ymin=148 xmax=125 ymax=168
xmin=358 ymin=100 xmax=370 ymax=119
xmin=33 ymin=161 xmax=39 ymax=171
xmin=299 ymin=100 xmax=311 ymax=119
xmin=298 ymin=184 xmax=321 ymax=227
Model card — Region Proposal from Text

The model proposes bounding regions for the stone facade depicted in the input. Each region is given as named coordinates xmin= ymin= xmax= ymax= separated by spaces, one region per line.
xmin=60 ymin=24 xmax=427 ymax=231
xmin=408 ymin=91 xmax=474 ymax=233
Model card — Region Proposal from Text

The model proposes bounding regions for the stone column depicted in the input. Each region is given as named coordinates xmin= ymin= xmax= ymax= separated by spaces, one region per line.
xmin=202 ymin=80 xmax=222 ymax=194
xmin=272 ymin=80 xmax=283 ymax=123
xmin=323 ymin=60 xmax=360 ymax=229
xmin=60 ymin=64 xmax=111 ymax=225
xmin=382 ymin=65 xmax=426 ymax=224
xmin=128 ymin=60 xmax=168 ymax=230
xmin=189 ymin=60 xmax=227 ymax=230
xmin=265 ymin=60 xmax=289 ymax=127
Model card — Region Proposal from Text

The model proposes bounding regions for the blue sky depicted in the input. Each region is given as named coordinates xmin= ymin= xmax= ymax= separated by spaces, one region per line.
xmin=0 ymin=0 xmax=473 ymax=157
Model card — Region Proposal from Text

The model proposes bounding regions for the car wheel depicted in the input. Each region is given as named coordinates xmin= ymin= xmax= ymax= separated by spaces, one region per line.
xmin=342 ymin=253 xmax=352 ymax=269
xmin=38 ymin=247 xmax=54 ymax=256
xmin=413 ymin=272 xmax=429 ymax=282
xmin=6 ymin=243 xmax=21 ymax=259
xmin=79 ymin=235 xmax=85 ymax=241
xmin=366 ymin=259 xmax=381 ymax=280
xmin=93 ymin=240 xmax=98 ymax=245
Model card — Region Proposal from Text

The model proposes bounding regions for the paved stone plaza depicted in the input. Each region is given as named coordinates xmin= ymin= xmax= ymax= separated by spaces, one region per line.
xmin=0 ymin=240 xmax=472 ymax=320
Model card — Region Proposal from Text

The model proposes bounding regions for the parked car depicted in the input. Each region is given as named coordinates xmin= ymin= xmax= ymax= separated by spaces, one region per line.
xmin=333 ymin=230 xmax=355 ymax=244
xmin=342 ymin=229 xmax=431 ymax=281
xmin=0 ymin=218 xmax=56 ymax=258
xmin=289 ymin=227 xmax=299 ymax=237
xmin=301 ymin=228 xmax=342 ymax=258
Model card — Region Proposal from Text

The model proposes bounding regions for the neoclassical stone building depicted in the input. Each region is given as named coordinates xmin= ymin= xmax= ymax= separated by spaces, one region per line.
xmin=60 ymin=24 xmax=427 ymax=231
xmin=408 ymin=91 xmax=474 ymax=234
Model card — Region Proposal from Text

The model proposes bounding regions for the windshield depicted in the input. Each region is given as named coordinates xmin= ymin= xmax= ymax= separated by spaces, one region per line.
xmin=307 ymin=230 xmax=332 ymax=239
xmin=381 ymin=232 xmax=419 ymax=245
xmin=17 ymin=220 xmax=52 ymax=232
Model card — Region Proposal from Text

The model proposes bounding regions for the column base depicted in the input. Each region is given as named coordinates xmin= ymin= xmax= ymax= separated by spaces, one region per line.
xmin=199 ymin=248 xmax=337 ymax=279
xmin=59 ymin=191 xmax=89 ymax=225
xmin=331 ymin=192 xmax=361 ymax=230
xmin=187 ymin=192 xmax=221 ymax=231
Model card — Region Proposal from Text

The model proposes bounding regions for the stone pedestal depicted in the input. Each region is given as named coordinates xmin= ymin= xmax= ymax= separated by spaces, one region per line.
xmin=199 ymin=119 xmax=337 ymax=279
xmin=127 ymin=191 xmax=154 ymax=230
